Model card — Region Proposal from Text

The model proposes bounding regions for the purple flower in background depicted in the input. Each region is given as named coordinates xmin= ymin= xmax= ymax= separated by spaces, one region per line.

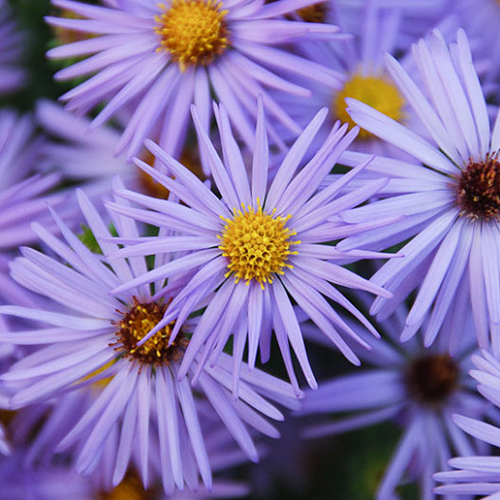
xmin=36 ymin=99 xmax=135 ymax=184
xmin=0 ymin=109 xmax=76 ymax=306
xmin=0 ymin=182 xmax=299 ymax=494
xmin=108 ymin=103 xmax=393 ymax=393
xmin=0 ymin=0 xmax=27 ymax=95
xmin=0 ymin=452 xmax=93 ymax=500
xmin=338 ymin=29 xmax=500 ymax=351
xmin=301 ymin=302 xmax=487 ymax=499
xmin=11 ymin=385 xmax=251 ymax=498
xmin=46 ymin=0 xmax=342 ymax=159
xmin=435 ymin=350 xmax=500 ymax=498
xmin=452 ymin=0 xmax=500 ymax=97
xmin=277 ymin=1 xmax=411 ymax=157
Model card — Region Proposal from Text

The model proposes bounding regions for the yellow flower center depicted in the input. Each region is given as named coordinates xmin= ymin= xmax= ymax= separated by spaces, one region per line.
xmin=218 ymin=202 xmax=299 ymax=288
xmin=115 ymin=298 xmax=188 ymax=365
xmin=98 ymin=474 xmax=154 ymax=500
xmin=333 ymin=73 xmax=405 ymax=140
xmin=154 ymin=0 xmax=230 ymax=71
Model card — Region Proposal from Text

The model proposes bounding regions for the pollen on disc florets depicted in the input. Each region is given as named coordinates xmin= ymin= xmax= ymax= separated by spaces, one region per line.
xmin=218 ymin=200 xmax=300 ymax=288
xmin=457 ymin=153 xmax=500 ymax=221
xmin=154 ymin=0 xmax=230 ymax=71
xmin=333 ymin=73 xmax=405 ymax=140
xmin=405 ymin=354 xmax=459 ymax=406
xmin=115 ymin=298 xmax=187 ymax=365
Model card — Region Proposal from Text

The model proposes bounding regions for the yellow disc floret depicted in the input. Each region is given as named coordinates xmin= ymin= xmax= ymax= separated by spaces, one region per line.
xmin=218 ymin=201 xmax=299 ymax=288
xmin=333 ymin=73 xmax=405 ymax=140
xmin=154 ymin=0 xmax=229 ymax=71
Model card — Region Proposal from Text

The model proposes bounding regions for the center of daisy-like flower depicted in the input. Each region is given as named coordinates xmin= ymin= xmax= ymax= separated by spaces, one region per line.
xmin=218 ymin=202 xmax=299 ymax=288
xmin=295 ymin=3 xmax=327 ymax=23
xmin=99 ymin=474 xmax=155 ymax=500
xmin=406 ymin=354 xmax=459 ymax=405
xmin=116 ymin=298 xmax=187 ymax=365
xmin=457 ymin=153 xmax=500 ymax=221
xmin=333 ymin=73 xmax=405 ymax=140
xmin=154 ymin=0 xmax=230 ymax=71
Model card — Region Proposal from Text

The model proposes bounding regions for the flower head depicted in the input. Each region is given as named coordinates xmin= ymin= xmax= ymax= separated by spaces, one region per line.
xmin=434 ymin=349 xmax=500 ymax=498
xmin=107 ymin=102 xmax=393 ymax=393
xmin=46 ymin=0 xmax=343 ymax=158
xmin=0 ymin=182 xmax=298 ymax=493
xmin=338 ymin=29 xmax=500 ymax=350
xmin=301 ymin=302 xmax=487 ymax=499
xmin=0 ymin=0 xmax=27 ymax=95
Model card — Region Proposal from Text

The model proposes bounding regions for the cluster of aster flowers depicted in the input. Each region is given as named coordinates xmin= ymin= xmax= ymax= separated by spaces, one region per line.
xmin=3 ymin=0 xmax=500 ymax=499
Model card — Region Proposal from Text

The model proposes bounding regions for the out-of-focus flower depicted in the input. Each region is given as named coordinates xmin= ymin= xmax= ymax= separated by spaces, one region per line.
xmin=301 ymin=302 xmax=487 ymax=499
xmin=0 ymin=451 xmax=93 ymax=500
xmin=338 ymin=30 xmax=500 ymax=351
xmin=0 ymin=0 xmax=27 ymax=95
xmin=434 ymin=350 xmax=500 ymax=498
xmin=46 ymin=0 xmax=343 ymax=159
xmin=108 ymin=103 xmax=394 ymax=393
xmin=275 ymin=2 xmax=410 ymax=157
xmin=0 ymin=109 xmax=76 ymax=306
xmin=452 ymin=0 xmax=500 ymax=97
xmin=0 ymin=182 xmax=299 ymax=494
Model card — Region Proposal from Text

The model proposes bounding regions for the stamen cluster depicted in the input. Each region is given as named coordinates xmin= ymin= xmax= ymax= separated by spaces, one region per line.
xmin=154 ymin=0 xmax=229 ymax=71
xmin=457 ymin=153 xmax=500 ymax=221
xmin=219 ymin=202 xmax=299 ymax=288
xmin=115 ymin=298 xmax=187 ymax=365
xmin=334 ymin=74 xmax=405 ymax=140
xmin=406 ymin=354 xmax=459 ymax=405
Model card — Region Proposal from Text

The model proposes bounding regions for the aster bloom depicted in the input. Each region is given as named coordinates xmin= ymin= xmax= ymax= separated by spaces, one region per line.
xmin=275 ymin=0 xmax=419 ymax=159
xmin=0 ymin=110 xmax=77 ymax=306
xmin=301 ymin=301 xmax=487 ymax=500
xmin=434 ymin=350 xmax=500 ymax=498
xmin=37 ymin=99 xmax=202 ymax=202
xmin=452 ymin=0 xmax=500 ymax=97
xmin=46 ymin=0 xmax=343 ymax=159
xmin=0 ymin=0 xmax=27 ymax=95
xmin=0 ymin=452 xmax=93 ymax=500
xmin=107 ymin=103 xmax=394 ymax=393
xmin=36 ymin=99 xmax=135 ymax=184
xmin=11 ymin=385 xmax=250 ymax=498
xmin=337 ymin=29 xmax=500 ymax=350
xmin=0 ymin=182 xmax=299 ymax=494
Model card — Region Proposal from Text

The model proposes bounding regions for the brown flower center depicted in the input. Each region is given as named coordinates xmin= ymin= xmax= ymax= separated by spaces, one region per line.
xmin=115 ymin=298 xmax=187 ymax=365
xmin=406 ymin=354 xmax=459 ymax=405
xmin=457 ymin=153 xmax=500 ymax=221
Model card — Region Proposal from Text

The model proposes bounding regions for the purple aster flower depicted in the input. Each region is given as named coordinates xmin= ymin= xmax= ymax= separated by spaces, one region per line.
xmin=452 ymin=0 xmax=500 ymax=97
xmin=0 ymin=109 xmax=77 ymax=306
xmin=37 ymin=99 xmax=205 ymax=202
xmin=434 ymin=350 xmax=500 ymax=498
xmin=36 ymin=99 xmax=135 ymax=184
xmin=0 ymin=181 xmax=299 ymax=494
xmin=0 ymin=0 xmax=27 ymax=95
xmin=337 ymin=29 xmax=500 ymax=350
xmin=46 ymin=0 xmax=343 ymax=159
xmin=11 ymin=384 xmax=250 ymax=498
xmin=301 ymin=301 xmax=487 ymax=499
xmin=0 ymin=452 xmax=93 ymax=500
xmin=274 ymin=1 xmax=430 ymax=160
xmin=107 ymin=103 xmax=393 ymax=393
